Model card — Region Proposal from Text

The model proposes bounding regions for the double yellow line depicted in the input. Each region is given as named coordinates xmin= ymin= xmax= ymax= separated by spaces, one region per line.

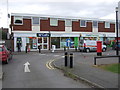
xmin=46 ymin=56 xmax=64 ymax=70
xmin=46 ymin=60 xmax=55 ymax=70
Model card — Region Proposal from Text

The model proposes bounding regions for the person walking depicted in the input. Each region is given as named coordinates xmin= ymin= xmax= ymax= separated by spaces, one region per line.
xmin=17 ymin=43 xmax=21 ymax=52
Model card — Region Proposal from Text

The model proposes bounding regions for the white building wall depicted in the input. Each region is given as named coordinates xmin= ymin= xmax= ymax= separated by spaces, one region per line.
xmin=65 ymin=27 xmax=72 ymax=32
xmin=21 ymin=37 xmax=26 ymax=51
xmin=92 ymin=27 xmax=98 ymax=33
xmin=14 ymin=37 xmax=17 ymax=51
xmin=32 ymin=26 xmax=40 ymax=32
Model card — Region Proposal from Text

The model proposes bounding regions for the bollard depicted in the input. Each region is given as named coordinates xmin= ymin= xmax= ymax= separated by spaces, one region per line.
xmin=38 ymin=45 xmax=41 ymax=53
xmin=64 ymin=46 xmax=66 ymax=51
xmin=94 ymin=57 xmax=96 ymax=65
xmin=25 ymin=46 xmax=27 ymax=53
xmin=65 ymin=52 xmax=68 ymax=67
xmin=70 ymin=53 xmax=73 ymax=68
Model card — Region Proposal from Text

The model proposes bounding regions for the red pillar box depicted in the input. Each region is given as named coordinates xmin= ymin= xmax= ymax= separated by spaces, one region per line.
xmin=97 ymin=41 xmax=102 ymax=56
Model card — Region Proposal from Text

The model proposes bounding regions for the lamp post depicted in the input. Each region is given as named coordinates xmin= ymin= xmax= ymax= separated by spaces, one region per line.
xmin=49 ymin=31 xmax=51 ymax=50
xmin=116 ymin=7 xmax=119 ymax=56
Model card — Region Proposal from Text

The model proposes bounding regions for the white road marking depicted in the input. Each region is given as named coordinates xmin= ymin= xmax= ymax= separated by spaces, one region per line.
xmin=24 ymin=62 xmax=31 ymax=72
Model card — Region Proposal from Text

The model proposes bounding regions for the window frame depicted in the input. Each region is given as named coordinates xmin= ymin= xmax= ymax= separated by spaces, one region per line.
xmin=50 ymin=18 xmax=58 ymax=26
xmin=80 ymin=20 xmax=87 ymax=27
xmin=14 ymin=16 xmax=23 ymax=25
xmin=105 ymin=22 xmax=110 ymax=28
xmin=92 ymin=21 xmax=98 ymax=28
xmin=32 ymin=17 xmax=40 ymax=25
xmin=65 ymin=19 xmax=72 ymax=26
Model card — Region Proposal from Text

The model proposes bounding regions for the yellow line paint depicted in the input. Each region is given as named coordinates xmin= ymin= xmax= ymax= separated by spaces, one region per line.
xmin=46 ymin=56 xmax=64 ymax=70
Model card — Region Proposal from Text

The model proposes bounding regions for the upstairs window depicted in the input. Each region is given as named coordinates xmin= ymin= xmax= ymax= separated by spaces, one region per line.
xmin=32 ymin=17 xmax=40 ymax=25
xmin=80 ymin=20 xmax=86 ymax=27
xmin=14 ymin=16 xmax=23 ymax=25
xmin=65 ymin=19 xmax=72 ymax=26
xmin=93 ymin=21 xmax=98 ymax=27
xmin=105 ymin=22 xmax=110 ymax=28
xmin=50 ymin=18 xmax=58 ymax=26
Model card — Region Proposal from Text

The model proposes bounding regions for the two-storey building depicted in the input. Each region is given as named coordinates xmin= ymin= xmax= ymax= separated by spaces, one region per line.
xmin=10 ymin=13 xmax=116 ymax=51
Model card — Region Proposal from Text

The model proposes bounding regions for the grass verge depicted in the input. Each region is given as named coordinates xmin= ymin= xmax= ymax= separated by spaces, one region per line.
xmin=98 ymin=63 xmax=120 ymax=74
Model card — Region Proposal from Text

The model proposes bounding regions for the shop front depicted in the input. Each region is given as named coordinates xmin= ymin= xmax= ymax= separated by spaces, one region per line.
xmin=13 ymin=32 xmax=116 ymax=51
xmin=14 ymin=33 xmax=50 ymax=51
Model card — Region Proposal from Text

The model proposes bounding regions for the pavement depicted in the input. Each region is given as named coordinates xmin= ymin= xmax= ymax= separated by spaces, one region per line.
xmin=52 ymin=50 xmax=120 ymax=89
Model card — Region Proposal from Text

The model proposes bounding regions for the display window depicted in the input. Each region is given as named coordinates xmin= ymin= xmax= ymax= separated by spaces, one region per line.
xmin=51 ymin=37 xmax=60 ymax=48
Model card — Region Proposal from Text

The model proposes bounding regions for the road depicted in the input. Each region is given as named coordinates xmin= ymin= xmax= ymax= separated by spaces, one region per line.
xmin=2 ymin=52 xmax=92 ymax=88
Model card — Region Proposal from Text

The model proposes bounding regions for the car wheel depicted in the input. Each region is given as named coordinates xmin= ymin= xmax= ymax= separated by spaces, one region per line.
xmin=86 ymin=49 xmax=90 ymax=53
xmin=102 ymin=48 xmax=106 ymax=52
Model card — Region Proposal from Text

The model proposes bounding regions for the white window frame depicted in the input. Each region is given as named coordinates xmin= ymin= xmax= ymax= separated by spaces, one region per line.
xmin=50 ymin=18 xmax=58 ymax=26
xmin=80 ymin=20 xmax=87 ymax=27
xmin=14 ymin=16 xmax=23 ymax=25
xmin=105 ymin=22 xmax=110 ymax=28
xmin=92 ymin=21 xmax=98 ymax=28
xmin=32 ymin=17 xmax=40 ymax=25
xmin=65 ymin=19 xmax=72 ymax=26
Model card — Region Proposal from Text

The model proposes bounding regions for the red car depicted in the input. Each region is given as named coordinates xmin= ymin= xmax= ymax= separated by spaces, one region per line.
xmin=0 ymin=45 xmax=12 ymax=64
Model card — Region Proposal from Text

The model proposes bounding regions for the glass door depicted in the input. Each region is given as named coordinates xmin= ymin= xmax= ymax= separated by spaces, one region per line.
xmin=38 ymin=37 xmax=48 ymax=50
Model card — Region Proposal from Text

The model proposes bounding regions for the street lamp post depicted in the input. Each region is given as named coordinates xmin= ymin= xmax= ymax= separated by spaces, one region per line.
xmin=49 ymin=31 xmax=51 ymax=50
xmin=116 ymin=7 xmax=119 ymax=56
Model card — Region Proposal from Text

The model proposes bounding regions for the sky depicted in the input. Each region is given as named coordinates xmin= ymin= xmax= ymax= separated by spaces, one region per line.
xmin=0 ymin=0 xmax=120 ymax=28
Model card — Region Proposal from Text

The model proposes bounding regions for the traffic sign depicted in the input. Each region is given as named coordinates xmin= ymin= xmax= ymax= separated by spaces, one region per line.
xmin=66 ymin=39 xmax=71 ymax=47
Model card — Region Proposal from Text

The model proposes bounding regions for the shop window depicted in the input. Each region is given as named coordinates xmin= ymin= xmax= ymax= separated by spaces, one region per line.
xmin=80 ymin=20 xmax=86 ymax=27
xmin=60 ymin=37 xmax=69 ymax=48
xmin=51 ymin=37 xmax=60 ymax=48
xmin=32 ymin=17 xmax=40 ymax=25
xmin=65 ymin=19 xmax=72 ymax=26
xmin=38 ymin=37 xmax=42 ymax=43
xmin=26 ymin=37 xmax=29 ymax=43
xmin=43 ymin=37 xmax=47 ymax=43
xmin=14 ymin=16 xmax=23 ymax=25
xmin=93 ymin=21 xmax=98 ymax=27
xmin=105 ymin=22 xmax=110 ymax=28
xmin=50 ymin=18 xmax=58 ymax=26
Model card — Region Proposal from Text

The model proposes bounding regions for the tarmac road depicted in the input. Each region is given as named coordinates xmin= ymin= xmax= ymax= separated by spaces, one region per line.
xmin=2 ymin=52 xmax=92 ymax=88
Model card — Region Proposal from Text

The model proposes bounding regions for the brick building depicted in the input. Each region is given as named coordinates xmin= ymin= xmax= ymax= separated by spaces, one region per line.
xmin=10 ymin=13 xmax=116 ymax=51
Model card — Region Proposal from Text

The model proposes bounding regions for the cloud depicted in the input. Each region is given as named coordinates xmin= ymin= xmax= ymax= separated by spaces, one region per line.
xmin=0 ymin=0 xmax=120 ymax=28
xmin=100 ymin=13 xmax=116 ymax=20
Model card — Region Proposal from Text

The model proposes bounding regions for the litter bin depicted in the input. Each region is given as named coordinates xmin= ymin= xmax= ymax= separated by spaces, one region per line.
xmin=52 ymin=45 xmax=56 ymax=52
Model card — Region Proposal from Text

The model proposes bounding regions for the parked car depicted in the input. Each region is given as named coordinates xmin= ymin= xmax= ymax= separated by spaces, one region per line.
xmin=79 ymin=40 xmax=107 ymax=53
xmin=0 ymin=45 xmax=12 ymax=64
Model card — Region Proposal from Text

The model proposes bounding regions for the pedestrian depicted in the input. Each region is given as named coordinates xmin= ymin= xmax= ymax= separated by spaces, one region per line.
xmin=17 ymin=43 xmax=21 ymax=52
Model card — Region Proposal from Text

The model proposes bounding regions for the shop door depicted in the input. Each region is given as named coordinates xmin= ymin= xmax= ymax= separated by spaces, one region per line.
xmin=38 ymin=37 xmax=48 ymax=50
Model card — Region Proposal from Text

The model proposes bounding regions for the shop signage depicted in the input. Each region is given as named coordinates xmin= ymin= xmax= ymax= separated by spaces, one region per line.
xmin=37 ymin=33 xmax=50 ymax=37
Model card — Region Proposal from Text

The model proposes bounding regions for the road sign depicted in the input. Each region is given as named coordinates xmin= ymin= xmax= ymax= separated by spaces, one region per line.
xmin=66 ymin=39 xmax=71 ymax=47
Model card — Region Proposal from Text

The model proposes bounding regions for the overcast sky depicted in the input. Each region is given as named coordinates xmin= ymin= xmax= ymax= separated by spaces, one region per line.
xmin=0 ymin=0 xmax=119 ymax=28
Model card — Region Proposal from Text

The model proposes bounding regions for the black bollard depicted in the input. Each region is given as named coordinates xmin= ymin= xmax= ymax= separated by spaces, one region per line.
xmin=70 ymin=53 xmax=73 ymax=68
xmin=25 ymin=46 xmax=27 ymax=53
xmin=65 ymin=52 xmax=68 ymax=67
xmin=38 ymin=45 xmax=41 ymax=53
